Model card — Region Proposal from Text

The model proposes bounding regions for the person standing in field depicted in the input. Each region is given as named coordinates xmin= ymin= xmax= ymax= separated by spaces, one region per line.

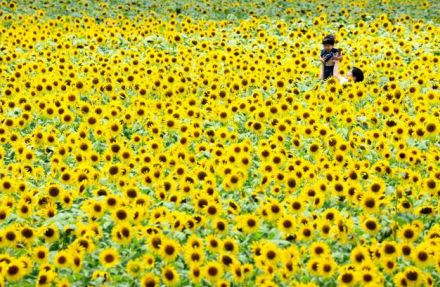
xmin=320 ymin=35 xmax=342 ymax=80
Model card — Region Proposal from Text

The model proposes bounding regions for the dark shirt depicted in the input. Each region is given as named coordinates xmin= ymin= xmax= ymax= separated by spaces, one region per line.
xmin=321 ymin=48 xmax=339 ymax=60
xmin=321 ymin=48 xmax=338 ymax=80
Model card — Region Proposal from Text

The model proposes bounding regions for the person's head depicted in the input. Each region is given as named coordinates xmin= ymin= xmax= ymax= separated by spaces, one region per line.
xmin=347 ymin=67 xmax=364 ymax=82
xmin=322 ymin=35 xmax=335 ymax=52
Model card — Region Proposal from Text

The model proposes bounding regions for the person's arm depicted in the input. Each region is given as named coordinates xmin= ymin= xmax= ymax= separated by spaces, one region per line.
xmin=333 ymin=59 xmax=345 ymax=83
xmin=333 ymin=59 xmax=340 ymax=77
xmin=333 ymin=53 xmax=342 ymax=62
xmin=333 ymin=59 xmax=350 ymax=85
xmin=333 ymin=50 xmax=343 ymax=75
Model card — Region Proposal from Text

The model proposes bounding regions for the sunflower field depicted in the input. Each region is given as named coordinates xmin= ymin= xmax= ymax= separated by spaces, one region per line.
xmin=0 ymin=0 xmax=439 ymax=286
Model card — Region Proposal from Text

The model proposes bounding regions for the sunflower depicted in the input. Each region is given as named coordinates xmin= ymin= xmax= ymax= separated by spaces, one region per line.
xmin=185 ymin=235 xmax=204 ymax=250
xmin=126 ymin=259 xmax=143 ymax=277
xmin=139 ymin=253 xmax=155 ymax=270
xmin=33 ymin=246 xmax=49 ymax=264
xmin=397 ymin=224 xmax=419 ymax=242
xmin=394 ymin=267 xmax=424 ymax=287
xmin=277 ymin=215 xmax=296 ymax=234
xmin=212 ymin=218 xmax=228 ymax=233
xmin=160 ymin=239 xmax=180 ymax=262
xmin=56 ymin=278 xmax=70 ymax=287
xmin=222 ymin=237 xmax=238 ymax=254
xmin=140 ymin=273 xmax=159 ymax=287
xmin=381 ymin=258 xmax=397 ymax=274
xmin=184 ymin=248 xmax=205 ymax=266
xmin=18 ymin=256 xmax=33 ymax=276
xmin=0 ymin=206 xmax=11 ymax=223
xmin=206 ymin=235 xmax=221 ymax=253
xmin=319 ymin=257 xmax=337 ymax=278
xmin=111 ymin=223 xmax=133 ymax=245
xmin=16 ymin=201 xmax=33 ymax=218
xmin=230 ymin=262 xmax=245 ymax=283
xmin=412 ymin=243 xmax=434 ymax=268
xmin=36 ymin=270 xmax=56 ymax=287
xmin=92 ymin=270 xmax=110 ymax=283
xmin=287 ymin=197 xmax=305 ymax=213
xmin=306 ymin=258 xmax=321 ymax=276
xmin=99 ymin=248 xmax=120 ymax=268
xmin=5 ymin=260 xmax=25 ymax=282
xmin=350 ymin=245 xmax=371 ymax=265
xmin=338 ymin=268 xmax=358 ymax=286
xmin=188 ymin=265 xmax=203 ymax=284
xmin=112 ymin=207 xmax=131 ymax=223
xmin=359 ymin=269 xmax=379 ymax=285
xmin=309 ymin=242 xmax=330 ymax=257
xmin=20 ymin=226 xmax=36 ymax=244
xmin=360 ymin=194 xmax=381 ymax=213
xmin=3 ymin=227 xmax=18 ymax=247
xmin=83 ymin=200 xmax=105 ymax=219
xmin=236 ymin=214 xmax=260 ymax=234
xmin=381 ymin=241 xmax=398 ymax=259
xmin=41 ymin=225 xmax=60 ymax=244
xmin=297 ymin=225 xmax=314 ymax=241
xmin=266 ymin=199 xmax=284 ymax=221
xmin=1 ymin=2 xmax=439 ymax=286
xmin=72 ymin=237 xmax=95 ymax=254
xmin=161 ymin=265 xmax=180 ymax=286
xmin=261 ymin=243 xmax=280 ymax=264
xmin=203 ymin=261 xmax=224 ymax=283
xmin=71 ymin=254 xmax=83 ymax=273
xmin=54 ymin=251 xmax=70 ymax=269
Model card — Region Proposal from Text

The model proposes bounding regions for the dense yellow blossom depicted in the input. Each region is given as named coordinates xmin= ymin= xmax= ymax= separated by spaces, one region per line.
xmin=0 ymin=0 xmax=439 ymax=286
